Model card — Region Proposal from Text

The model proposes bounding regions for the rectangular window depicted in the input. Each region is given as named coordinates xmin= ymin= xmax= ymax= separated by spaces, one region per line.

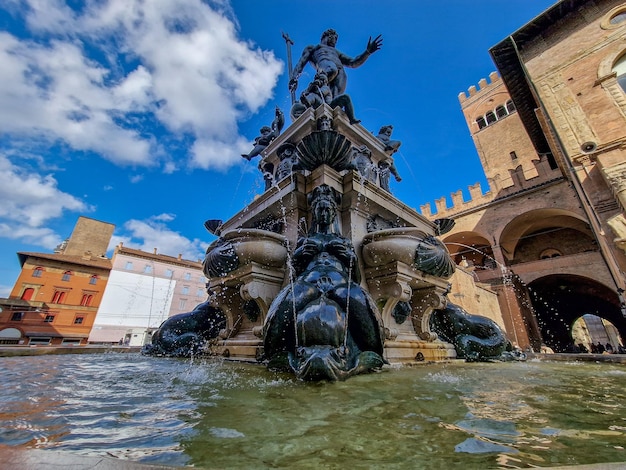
xmin=165 ymin=269 xmax=174 ymax=278
xmin=184 ymin=272 xmax=191 ymax=280
xmin=32 ymin=268 xmax=43 ymax=278
xmin=510 ymin=151 xmax=517 ymax=160
xmin=62 ymin=272 xmax=71 ymax=281
xmin=62 ymin=339 xmax=81 ymax=345
xmin=74 ymin=316 xmax=84 ymax=324
xmin=196 ymin=288 xmax=204 ymax=297
xmin=44 ymin=315 xmax=55 ymax=323
xmin=144 ymin=265 xmax=153 ymax=274
xmin=179 ymin=299 xmax=187 ymax=310
xmin=29 ymin=337 xmax=51 ymax=345
xmin=89 ymin=276 xmax=97 ymax=285
xmin=181 ymin=286 xmax=189 ymax=295
xmin=11 ymin=312 xmax=24 ymax=321
xmin=125 ymin=262 xmax=133 ymax=270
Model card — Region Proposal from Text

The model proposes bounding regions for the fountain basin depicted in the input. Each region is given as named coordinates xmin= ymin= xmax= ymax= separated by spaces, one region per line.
xmin=220 ymin=228 xmax=288 ymax=269
xmin=362 ymin=227 xmax=455 ymax=279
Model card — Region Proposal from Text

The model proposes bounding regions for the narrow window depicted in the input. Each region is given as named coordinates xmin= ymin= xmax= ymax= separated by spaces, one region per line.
xmin=21 ymin=288 xmax=35 ymax=301
xmin=485 ymin=111 xmax=497 ymax=124
xmin=179 ymin=299 xmax=187 ymax=309
xmin=496 ymin=105 xmax=507 ymax=118
xmin=476 ymin=116 xmax=487 ymax=129
xmin=510 ymin=151 xmax=518 ymax=160
xmin=62 ymin=271 xmax=72 ymax=281
xmin=32 ymin=267 xmax=43 ymax=278
xmin=613 ymin=53 xmax=626 ymax=93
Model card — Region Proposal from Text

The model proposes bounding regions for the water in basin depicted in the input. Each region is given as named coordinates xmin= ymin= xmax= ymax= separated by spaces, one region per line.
xmin=1 ymin=353 xmax=625 ymax=468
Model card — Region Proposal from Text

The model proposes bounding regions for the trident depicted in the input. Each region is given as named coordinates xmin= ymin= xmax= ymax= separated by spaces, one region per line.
xmin=282 ymin=31 xmax=295 ymax=105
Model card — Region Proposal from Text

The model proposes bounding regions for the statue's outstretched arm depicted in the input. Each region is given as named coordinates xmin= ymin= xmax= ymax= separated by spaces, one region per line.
xmin=342 ymin=35 xmax=383 ymax=68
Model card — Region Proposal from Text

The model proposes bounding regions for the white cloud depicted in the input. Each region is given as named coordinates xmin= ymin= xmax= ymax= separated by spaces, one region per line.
xmin=0 ymin=154 xmax=91 ymax=247
xmin=111 ymin=214 xmax=206 ymax=261
xmin=1 ymin=0 xmax=283 ymax=171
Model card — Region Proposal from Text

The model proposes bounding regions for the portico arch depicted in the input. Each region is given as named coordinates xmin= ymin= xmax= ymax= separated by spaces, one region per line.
xmin=527 ymin=274 xmax=624 ymax=352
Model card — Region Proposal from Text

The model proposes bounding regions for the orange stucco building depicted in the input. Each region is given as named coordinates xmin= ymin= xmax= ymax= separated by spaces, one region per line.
xmin=0 ymin=217 xmax=113 ymax=345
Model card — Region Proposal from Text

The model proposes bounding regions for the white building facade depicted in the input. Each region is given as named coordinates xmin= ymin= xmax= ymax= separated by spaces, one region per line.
xmin=88 ymin=244 xmax=207 ymax=344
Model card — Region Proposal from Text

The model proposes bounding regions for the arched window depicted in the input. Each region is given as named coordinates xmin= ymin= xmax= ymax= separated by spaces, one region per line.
xmin=485 ymin=111 xmax=497 ymax=124
xmin=21 ymin=288 xmax=34 ymax=301
xmin=51 ymin=290 xmax=66 ymax=304
xmin=496 ymin=105 xmax=507 ymax=119
xmin=62 ymin=271 xmax=72 ymax=281
xmin=89 ymin=275 xmax=98 ymax=285
xmin=506 ymin=100 xmax=516 ymax=113
xmin=613 ymin=53 xmax=626 ymax=93
xmin=80 ymin=294 xmax=93 ymax=306
xmin=32 ymin=267 xmax=43 ymax=278
xmin=540 ymin=248 xmax=563 ymax=260
xmin=611 ymin=11 xmax=626 ymax=25
xmin=476 ymin=116 xmax=487 ymax=129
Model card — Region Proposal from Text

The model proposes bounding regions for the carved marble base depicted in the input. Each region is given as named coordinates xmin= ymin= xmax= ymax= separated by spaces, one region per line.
xmin=383 ymin=339 xmax=457 ymax=363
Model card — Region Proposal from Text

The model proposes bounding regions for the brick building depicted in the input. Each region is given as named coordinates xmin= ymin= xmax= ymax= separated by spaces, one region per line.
xmin=0 ymin=217 xmax=114 ymax=345
xmin=423 ymin=0 xmax=626 ymax=351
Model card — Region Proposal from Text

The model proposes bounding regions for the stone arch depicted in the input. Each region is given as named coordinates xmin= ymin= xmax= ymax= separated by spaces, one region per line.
xmin=499 ymin=209 xmax=594 ymax=264
xmin=442 ymin=231 xmax=497 ymax=270
xmin=527 ymin=274 xmax=624 ymax=353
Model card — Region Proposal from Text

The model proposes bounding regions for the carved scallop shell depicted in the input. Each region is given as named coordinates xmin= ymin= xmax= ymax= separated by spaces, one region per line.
xmin=296 ymin=130 xmax=353 ymax=171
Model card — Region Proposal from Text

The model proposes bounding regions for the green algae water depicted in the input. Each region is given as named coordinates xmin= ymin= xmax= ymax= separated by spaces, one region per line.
xmin=1 ymin=353 xmax=625 ymax=469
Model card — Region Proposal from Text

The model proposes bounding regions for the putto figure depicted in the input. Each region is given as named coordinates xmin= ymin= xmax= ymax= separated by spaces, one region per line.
xmin=289 ymin=29 xmax=382 ymax=100
xmin=241 ymin=107 xmax=285 ymax=161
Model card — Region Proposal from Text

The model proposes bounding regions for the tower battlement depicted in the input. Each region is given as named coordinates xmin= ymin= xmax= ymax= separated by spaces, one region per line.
xmin=458 ymin=71 xmax=501 ymax=103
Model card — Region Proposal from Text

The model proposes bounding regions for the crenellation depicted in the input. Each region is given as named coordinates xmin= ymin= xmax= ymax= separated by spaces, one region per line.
xmin=435 ymin=196 xmax=448 ymax=214
xmin=468 ymin=182 xmax=484 ymax=200
xmin=460 ymin=72 xmax=505 ymax=105
xmin=423 ymin=153 xmax=565 ymax=218
xmin=451 ymin=189 xmax=464 ymax=206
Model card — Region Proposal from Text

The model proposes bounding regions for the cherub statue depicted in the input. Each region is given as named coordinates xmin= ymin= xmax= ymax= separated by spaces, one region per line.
xmin=298 ymin=71 xmax=360 ymax=124
xmin=378 ymin=157 xmax=402 ymax=192
xmin=376 ymin=125 xmax=402 ymax=155
xmin=241 ymin=107 xmax=285 ymax=161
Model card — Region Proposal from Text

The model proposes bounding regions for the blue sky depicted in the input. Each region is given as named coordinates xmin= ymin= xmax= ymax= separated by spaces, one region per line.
xmin=0 ymin=0 xmax=556 ymax=296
